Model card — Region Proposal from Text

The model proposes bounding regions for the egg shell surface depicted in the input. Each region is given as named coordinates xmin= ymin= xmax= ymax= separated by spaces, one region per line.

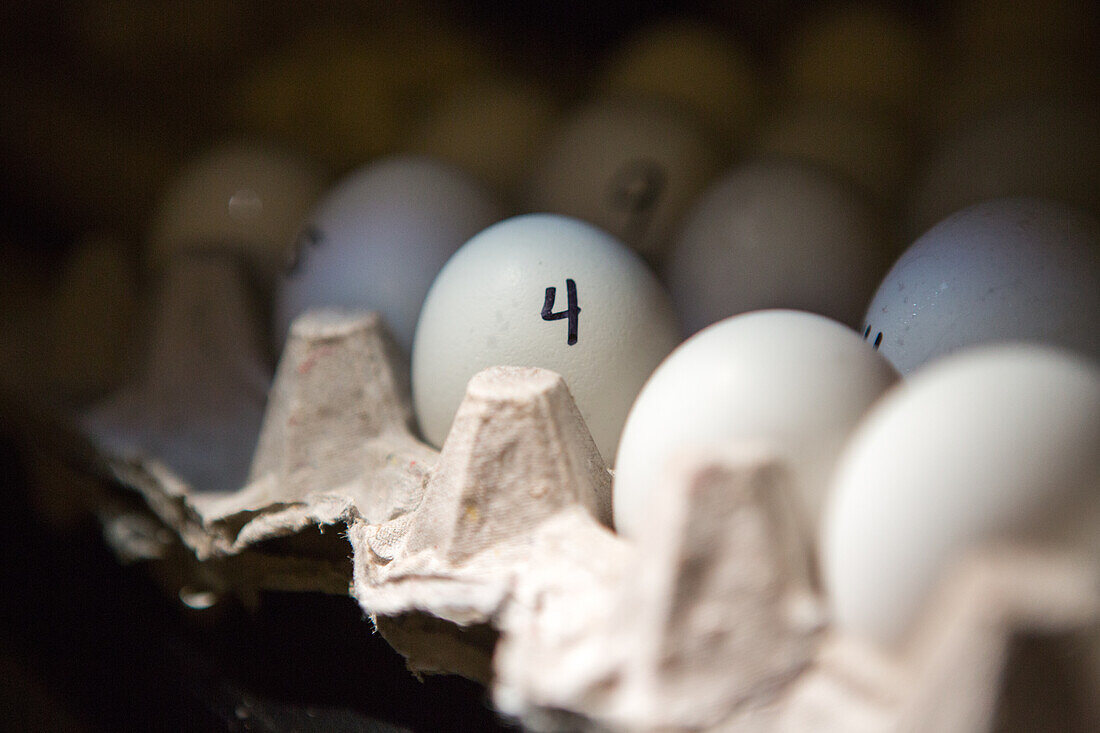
xmin=275 ymin=156 xmax=506 ymax=353
xmin=863 ymin=197 xmax=1100 ymax=374
xmin=149 ymin=141 xmax=327 ymax=283
xmin=665 ymin=161 xmax=888 ymax=335
xmin=613 ymin=309 xmax=898 ymax=538
xmin=823 ymin=344 xmax=1100 ymax=645
xmin=524 ymin=100 xmax=724 ymax=262
xmin=411 ymin=213 xmax=681 ymax=462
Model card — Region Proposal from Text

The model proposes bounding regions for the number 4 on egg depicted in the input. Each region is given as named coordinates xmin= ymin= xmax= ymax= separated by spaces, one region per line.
xmin=542 ymin=278 xmax=581 ymax=345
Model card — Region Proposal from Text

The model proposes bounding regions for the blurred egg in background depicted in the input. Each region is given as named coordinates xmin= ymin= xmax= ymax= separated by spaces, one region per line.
xmin=0 ymin=0 xmax=1098 ymax=728
xmin=147 ymin=141 xmax=329 ymax=286
xmin=274 ymin=156 xmax=507 ymax=354
xmin=665 ymin=161 xmax=890 ymax=334
xmin=524 ymin=99 xmax=726 ymax=263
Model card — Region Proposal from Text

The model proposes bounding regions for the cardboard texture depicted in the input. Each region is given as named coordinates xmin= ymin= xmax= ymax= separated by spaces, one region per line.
xmin=64 ymin=256 xmax=1100 ymax=731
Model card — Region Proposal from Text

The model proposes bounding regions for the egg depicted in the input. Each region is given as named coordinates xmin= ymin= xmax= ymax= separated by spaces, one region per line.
xmin=229 ymin=19 xmax=492 ymax=171
xmin=407 ymin=75 xmax=559 ymax=196
xmin=664 ymin=161 xmax=889 ymax=335
xmin=613 ymin=310 xmax=899 ymax=539
xmin=822 ymin=344 xmax=1100 ymax=646
xmin=148 ymin=141 xmax=327 ymax=285
xmin=524 ymin=100 xmax=725 ymax=262
xmin=411 ymin=213 xmax=680 ymax=462
xmin=274 ymin=156 xmax=506 ymax=353
xmin=594 ymin=19 xmax=761 ymax=142
xmin=862 ymin=198 xmax=1100 ymax=375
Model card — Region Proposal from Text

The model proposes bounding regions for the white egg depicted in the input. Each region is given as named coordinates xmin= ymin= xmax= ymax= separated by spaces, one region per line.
xmin=664 ymin=161 xmax=889 ymax=335
xmin=274 ymin=156 xmax=506 ymax=353
xmin=411 ymin=213 xmax=680 ymax=462
xmin=862 ymin=197 xmax=1100 ymax=375
xmin=822 ymin=345 xmax=1100 ymax=646
xmin=524 ymin=100 xmax=725 ymax=262
xmin=613 ymin=310 xmax=899 ymax=539
xmin=149 ymin=141 xmax=327 ymax=283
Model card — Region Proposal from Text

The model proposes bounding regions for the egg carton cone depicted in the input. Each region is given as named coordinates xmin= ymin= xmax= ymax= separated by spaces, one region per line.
xmin=80 ymin=254 xmax=365 ymax=593
xmin=68 ymin=253 xmax=1100 ymax=731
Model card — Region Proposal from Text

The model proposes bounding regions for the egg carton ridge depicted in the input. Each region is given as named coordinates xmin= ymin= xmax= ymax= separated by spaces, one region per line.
xmin=73 ymin=254 xmax=1100 ymax=731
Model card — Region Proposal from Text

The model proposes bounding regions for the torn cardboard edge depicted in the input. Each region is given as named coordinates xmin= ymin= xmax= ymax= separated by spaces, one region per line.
xmin=59 ymin=255 xmax=1100 ymax=731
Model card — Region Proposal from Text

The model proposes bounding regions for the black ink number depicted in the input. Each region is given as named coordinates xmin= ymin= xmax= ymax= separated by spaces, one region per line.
xmin=542 ymin=279 xmax=581 ymax=346
xmin=861 ymin=324 xmax=883 ymax=350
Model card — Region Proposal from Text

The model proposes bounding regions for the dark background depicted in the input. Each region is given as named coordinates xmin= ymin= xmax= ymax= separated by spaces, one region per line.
xmin=0 ymin=1 xmax=1094 ymax=730
xmin=0 ymin=0 xmax=948 ymax=255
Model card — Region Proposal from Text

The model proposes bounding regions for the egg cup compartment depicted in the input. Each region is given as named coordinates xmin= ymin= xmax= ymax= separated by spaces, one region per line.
xmin=59 ymin=254 xmax=1100 ymax=731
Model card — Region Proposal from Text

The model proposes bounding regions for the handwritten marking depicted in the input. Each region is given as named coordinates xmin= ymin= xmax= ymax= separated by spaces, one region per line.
xmin=542 ymin=278 xmax=581 ymax=345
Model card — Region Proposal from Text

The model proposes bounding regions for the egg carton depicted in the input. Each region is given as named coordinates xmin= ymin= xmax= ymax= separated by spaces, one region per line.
xmin=72 ymin=255 xmax=1099 ymax=731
